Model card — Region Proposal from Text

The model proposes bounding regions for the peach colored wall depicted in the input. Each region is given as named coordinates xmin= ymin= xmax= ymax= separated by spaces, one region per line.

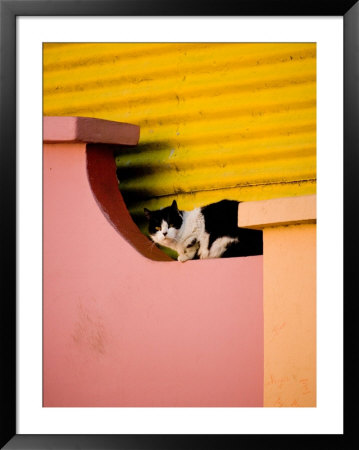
xmin=43 ymin=139 xmax=263 ymax=407
xmin=263 ymin=225 xmax=316 ymax=407
xmin=238 ymin=197 xmax=316 ymax=407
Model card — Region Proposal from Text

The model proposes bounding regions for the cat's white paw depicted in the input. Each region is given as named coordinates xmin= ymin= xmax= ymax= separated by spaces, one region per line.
xmin=177 ymin=254 xmax=189 ymax=262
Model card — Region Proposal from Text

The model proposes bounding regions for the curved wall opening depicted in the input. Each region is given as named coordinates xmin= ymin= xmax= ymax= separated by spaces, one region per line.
xmin=88 ymin=144 xmax=263 ymax=262
xmin=86 ymin=144 xmax=172 ymax=262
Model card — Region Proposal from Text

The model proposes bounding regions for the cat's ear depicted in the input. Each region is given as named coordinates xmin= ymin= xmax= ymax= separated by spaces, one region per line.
xmin=144 ymin=208 xmax=151 ymax=220
xmin=171 ymin=200 xmax=178 ymax=211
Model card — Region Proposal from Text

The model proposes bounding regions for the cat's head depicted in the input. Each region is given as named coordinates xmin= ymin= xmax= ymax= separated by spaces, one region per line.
xmin=144 ymin=200 xmax=183 ymax=245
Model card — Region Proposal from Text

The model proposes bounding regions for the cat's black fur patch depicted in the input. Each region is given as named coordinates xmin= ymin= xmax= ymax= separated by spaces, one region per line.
xmin=186 ymin=238 xmax=197 ymax=248
xmin=201 ymin=200 xmax=263 ymax=257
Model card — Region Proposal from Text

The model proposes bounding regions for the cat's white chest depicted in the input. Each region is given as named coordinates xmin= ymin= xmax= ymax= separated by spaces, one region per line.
xmin=181 ymin=209 xmax=204 ymax=237
xmin=178 ymin=209 xmax=210 ymax=258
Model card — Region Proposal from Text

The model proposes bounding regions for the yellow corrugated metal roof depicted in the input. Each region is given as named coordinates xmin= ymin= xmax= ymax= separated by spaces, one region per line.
xmin=43 ymin=43 xmax=316 ymax=232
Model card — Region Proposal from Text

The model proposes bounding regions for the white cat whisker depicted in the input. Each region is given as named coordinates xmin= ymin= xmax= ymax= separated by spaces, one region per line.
xmin=149 ymin=241 xmax=157 ymax=252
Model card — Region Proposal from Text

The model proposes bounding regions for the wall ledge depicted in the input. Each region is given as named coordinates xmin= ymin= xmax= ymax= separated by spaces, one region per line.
xmin=43 ymin=116 xmax=140 ymax=146
xmin=238 ymin=194 xmax=316 ymax=229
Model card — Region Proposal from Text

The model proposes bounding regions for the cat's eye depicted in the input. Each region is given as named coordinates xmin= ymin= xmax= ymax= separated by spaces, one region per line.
xmin=155 ymin=226 xmax=161 ymax=231
xmin=169 ymin=224 xmax=174 ymax=228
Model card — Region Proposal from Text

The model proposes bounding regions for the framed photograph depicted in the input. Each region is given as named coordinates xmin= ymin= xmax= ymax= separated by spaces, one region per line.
xmin=1 ymin=0 xmax=357 ymax=448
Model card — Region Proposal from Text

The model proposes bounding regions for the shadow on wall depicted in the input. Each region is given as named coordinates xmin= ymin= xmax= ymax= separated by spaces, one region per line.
xmin=115 ymin=139 xmax=175 ymax=189
xmin=114 ymin=140 xmax=180 ymax=259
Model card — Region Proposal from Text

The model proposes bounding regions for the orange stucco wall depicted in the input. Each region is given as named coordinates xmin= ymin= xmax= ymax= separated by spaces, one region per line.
xmin=239 ymin=197 xmax=316 ymax=407
xmin=263 ymin=225 xmax=316 ymax=406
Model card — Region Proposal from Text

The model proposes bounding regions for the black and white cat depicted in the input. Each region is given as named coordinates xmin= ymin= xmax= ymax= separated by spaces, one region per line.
xmin=144 ymin=199 xmax=262 ymax=262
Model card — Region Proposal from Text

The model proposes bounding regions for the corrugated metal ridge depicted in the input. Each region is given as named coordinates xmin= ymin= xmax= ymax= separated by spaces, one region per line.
xmin=114 ymin=122 xmax=315 ymax=155
xmin=44 ymin=44 xmax=316 ymax=79
xmin=44 ymin=47 xmax=315 ymax=88
xmin=117 ymin=145 xmax=315 ymax=173
xmin=45 ymin=78 xmax=315 ymax=116
xmin=44 ymin=43 xmax=315 ymax=72
xmin=44 ymin=43 xmax=231 ymax=71
xmin=118 ymin=161 xmax=315 ymax=196
xmin=135 ymin=99 xmax=315 ymax=128
xmin=128 ymin=179 xmax=317 ymax=211
xmin=145 ymin=179 xmax=317 ymax=199
xmin=44 ymin=67 xmax=315 ymax=99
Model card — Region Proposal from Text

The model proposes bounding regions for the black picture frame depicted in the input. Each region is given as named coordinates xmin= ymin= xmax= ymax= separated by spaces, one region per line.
xmin=1 ymin=1 xmax=357 ymax=448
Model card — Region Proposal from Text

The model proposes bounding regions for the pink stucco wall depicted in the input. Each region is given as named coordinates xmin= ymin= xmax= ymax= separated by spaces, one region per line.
xmin=43 ymin=118 xmax=263 ymax=407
